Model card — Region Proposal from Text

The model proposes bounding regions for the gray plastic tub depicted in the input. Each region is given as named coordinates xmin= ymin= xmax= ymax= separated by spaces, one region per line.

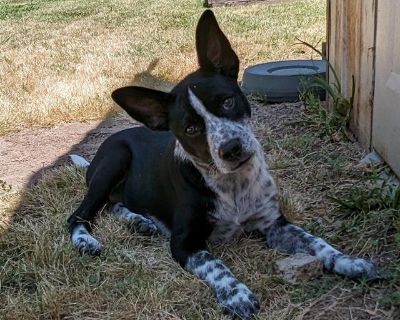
xmin=241 ymin=59 xmax=327 ymax=103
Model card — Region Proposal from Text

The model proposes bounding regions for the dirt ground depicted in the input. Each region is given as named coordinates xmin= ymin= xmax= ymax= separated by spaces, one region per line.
xmin=0 ymin=115 xmax=137 ymax=189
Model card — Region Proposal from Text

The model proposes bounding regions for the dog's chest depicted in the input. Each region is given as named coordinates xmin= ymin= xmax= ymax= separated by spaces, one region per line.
xmin=205 ymin=158 xmax=279 ymax=243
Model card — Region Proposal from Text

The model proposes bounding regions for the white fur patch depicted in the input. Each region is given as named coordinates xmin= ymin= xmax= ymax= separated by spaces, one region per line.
xmin=265 ymin=221 xmax=379 ymax=279
xmin=205 ymin=150 xmax=280 ymax=243
xmin=174 ymin=140 xmax=190 ymax=162
xmin=188 ymin=89 xmax=258 ymax=174
xmin=70 ymin=154 xmax=90 ymax=168
xmin=148 ymin=215 xmax=171 ymax=238
xmin=187 ymin=89 xmax=280 ymax=243
xmin=332 ymin=256 xmax=378 ymax=278
xmin=71 ymin=224 xmax=102 ymax=255
xmin=304 ymin=230 xmax=378 ymax=278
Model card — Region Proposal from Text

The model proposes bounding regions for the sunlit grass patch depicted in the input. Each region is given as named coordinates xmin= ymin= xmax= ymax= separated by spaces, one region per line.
xmin=0 ymin=0 xmax=326 ymax=135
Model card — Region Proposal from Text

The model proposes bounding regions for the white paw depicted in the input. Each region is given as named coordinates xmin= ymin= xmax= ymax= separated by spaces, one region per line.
xmin=71 ymin=225 xmax=102 ymax=256
xmin=217 ymin=282 xmax=260 ymax=319
xmin=334 ymin=256 xmax=380 ymax=279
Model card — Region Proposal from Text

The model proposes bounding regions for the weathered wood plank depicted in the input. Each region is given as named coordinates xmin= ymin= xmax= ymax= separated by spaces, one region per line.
xmin=372 ymin=1 xmax=400 ymax=177
xmin=327 ymin=0 xmax=377 ymax=148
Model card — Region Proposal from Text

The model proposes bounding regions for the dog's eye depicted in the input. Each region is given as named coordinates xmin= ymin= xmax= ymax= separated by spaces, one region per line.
xmin=222 ymin=97 xmax=235 ymax=111
xmin=185 ymin=125 xmax=200 ymax=136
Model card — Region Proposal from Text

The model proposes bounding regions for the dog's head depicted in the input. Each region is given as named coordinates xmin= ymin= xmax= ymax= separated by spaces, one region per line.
xmin=112 ymin=10 xmax=259 ymax=174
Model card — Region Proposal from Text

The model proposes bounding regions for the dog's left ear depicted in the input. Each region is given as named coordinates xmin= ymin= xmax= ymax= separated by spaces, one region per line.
xmin=196 ymin=10 xmax=239 ymax=79
xmin=112 ymin=86 xmax=171 ymax=130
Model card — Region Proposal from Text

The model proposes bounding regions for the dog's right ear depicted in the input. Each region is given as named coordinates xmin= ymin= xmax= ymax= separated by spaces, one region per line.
xmin=112 ymin=86 xmax=171 ymax=131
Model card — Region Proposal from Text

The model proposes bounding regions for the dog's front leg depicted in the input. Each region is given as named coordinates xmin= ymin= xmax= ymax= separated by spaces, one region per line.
xmin=186 ymin=251 xmax=260 ymax=318
xmin=262 ymin=215 xmax=380 ymax=279
xmin=170 ymin=229 xmax=260 ymax=318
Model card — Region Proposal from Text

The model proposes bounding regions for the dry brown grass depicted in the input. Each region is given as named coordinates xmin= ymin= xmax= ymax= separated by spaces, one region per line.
xmin=1 ymin=100 xmax=399 ymax=319
xmin=0 ymin=0 xmax=326 ymax=135
xmin=2 ymin=1 xmax=398 ymax=319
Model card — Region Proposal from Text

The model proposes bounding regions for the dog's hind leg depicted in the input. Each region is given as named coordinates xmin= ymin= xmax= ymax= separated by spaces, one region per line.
xmin=262 ymin=215 xmax=380 ymax=279
xmin=67 ymin=143 xmax=131 ymax=256
xmin=111 ymin=202 xmax=158 ymax=236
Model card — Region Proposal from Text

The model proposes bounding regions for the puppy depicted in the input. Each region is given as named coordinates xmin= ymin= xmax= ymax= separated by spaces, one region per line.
xmin=68 ymin=10 xmax=379 ymax=319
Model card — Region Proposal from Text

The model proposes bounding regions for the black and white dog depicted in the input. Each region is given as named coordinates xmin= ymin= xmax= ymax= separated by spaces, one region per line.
xmin=68 ymin=10 xmax=378 ymax=319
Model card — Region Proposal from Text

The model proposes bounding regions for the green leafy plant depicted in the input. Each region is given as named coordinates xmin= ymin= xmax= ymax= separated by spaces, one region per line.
xmin=329 ymin=167 xmax=400 ymax=264
xmin=330 ymin=168 xmax=400 ymax=213
xmin=297 ymin=38 xmax=354 ymax=137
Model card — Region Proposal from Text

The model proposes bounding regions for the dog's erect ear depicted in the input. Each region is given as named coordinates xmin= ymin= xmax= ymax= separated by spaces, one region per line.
xmin=112 ymin=86 xmax=171 ymax=130
xmin=196 ymin=10 xmax=239 ymax=79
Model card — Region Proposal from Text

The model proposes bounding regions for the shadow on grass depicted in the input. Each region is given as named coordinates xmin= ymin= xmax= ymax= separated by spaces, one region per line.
xmin=0 ymin=59 xmax=186 ymax=318
xmin=0 ymin=57 xmax=174 ymax=250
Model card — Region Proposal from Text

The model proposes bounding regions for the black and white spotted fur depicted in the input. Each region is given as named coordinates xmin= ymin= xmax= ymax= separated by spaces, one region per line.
xmin=67 ymin=10 xmax=379 ymax=319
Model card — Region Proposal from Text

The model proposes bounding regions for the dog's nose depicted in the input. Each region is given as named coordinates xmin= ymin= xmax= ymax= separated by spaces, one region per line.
xmin=218 ymin=138 xmax=243 ymax=162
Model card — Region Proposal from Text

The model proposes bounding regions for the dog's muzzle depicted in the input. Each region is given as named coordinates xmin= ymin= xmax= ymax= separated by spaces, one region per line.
xmin=218 ymin=138 xmax=254 ymax=170
xmin=218 ymin=138 xmax=243 ymax=162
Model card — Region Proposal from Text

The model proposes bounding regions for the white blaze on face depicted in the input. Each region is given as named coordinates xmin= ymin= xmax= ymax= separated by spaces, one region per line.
xmin=188 ymin=89 xmax=258 ymax=173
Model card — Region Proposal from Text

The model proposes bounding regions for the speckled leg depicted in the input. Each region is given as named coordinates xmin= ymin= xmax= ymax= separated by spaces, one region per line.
xmin=186 ymin=250 xmax=260 ymax=319
xmin=264 ymin=216 xmax=380 ymax=279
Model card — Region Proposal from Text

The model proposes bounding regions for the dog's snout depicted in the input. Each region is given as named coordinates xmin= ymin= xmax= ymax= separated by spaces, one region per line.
xmin=218 ymin=138 xmax=243 ymax=162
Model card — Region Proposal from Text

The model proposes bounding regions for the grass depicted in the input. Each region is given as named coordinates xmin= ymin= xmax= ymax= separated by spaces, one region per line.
xmin=2 ymin=0 xmax=398 ymax=318
xmin=296 ymin=38 xmax=355 ymax=141
xmin=0 ymin=0 xmax=326 ymax=135
xmin=1 ymin=98 xmax=399 ymax=319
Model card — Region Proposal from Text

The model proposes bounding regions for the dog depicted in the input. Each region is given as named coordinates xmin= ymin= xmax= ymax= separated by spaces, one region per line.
xmin=67 ymin=10 xmax=379 ymax=319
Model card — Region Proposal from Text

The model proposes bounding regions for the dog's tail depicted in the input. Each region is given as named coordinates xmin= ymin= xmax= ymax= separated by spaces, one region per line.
xmin=70 ymin=154 xmax=90 ymax=168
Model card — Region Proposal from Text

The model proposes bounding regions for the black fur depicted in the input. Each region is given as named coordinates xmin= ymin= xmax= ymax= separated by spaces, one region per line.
xmin=67 ymin=10 xmax=379 ymax=319
xmin=67 ymin=10 xmax=249 ymax=267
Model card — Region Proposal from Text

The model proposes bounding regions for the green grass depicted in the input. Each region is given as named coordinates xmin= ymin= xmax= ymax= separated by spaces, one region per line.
xmin=0 ymin=0 xmax=326 ymax=136
xmin=0 ymin=1 xmax=40 ymax=20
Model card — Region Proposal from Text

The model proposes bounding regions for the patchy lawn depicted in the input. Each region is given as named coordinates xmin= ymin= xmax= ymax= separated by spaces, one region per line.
xmin=0 ymin=99 xmax=399 ymax=319
xmin=1 ymin=0 xmax=399 ymax=319
xmin=0 ymin=0 xmax=325 ymax=135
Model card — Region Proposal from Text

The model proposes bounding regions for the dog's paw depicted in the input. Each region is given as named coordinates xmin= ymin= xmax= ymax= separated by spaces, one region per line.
xmin=217 ymin=282 xmax=260 ymax=319
xmin=71 ymin=225 xmax=102 ymax=256
xmin=128 ymin=216 xmax=158 ymax=236
xmin=333 ymin=255 xmax=380 ymax=280
xmin=112 ymin=202 xmax=158 ymax=236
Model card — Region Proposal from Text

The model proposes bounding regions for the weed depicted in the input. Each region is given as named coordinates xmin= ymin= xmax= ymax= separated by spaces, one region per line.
xmin=290 ymin=275 xmax=340 ymax=304
xmin=297 ymin=38 xmax=354 ymax=138
xmin=327 ymin=167 xmax=400 ymax=312
xmin=331 ymin=168 xmax=400 ymax=213
xmin=327 ymin=154 xmax=348 ymax=173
